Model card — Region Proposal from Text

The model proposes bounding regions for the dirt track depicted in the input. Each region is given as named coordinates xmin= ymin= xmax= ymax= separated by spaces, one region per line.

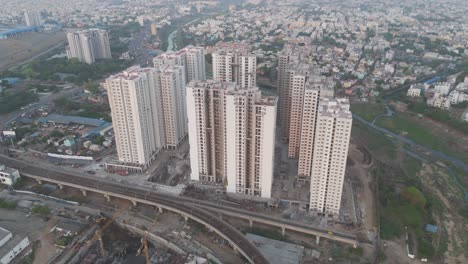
xmin=0 ymin=31 xmax=66 ymax=70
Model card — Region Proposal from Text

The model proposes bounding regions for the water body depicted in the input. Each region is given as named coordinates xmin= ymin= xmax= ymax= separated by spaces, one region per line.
xmin=166 ymin=29 xmax=178 ymax=52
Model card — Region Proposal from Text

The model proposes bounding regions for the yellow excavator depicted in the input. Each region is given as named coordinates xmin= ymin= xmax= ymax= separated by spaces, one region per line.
xmin=136 ymin=231 xmax=150 ymax=264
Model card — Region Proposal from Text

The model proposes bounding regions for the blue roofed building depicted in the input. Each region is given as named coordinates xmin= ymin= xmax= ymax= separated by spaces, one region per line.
xmin=425 ymin=224 xmax=438 ymax=233
xmin=37 ymin=114 xmax=112 ymax=138
xmin=0 ymin=25 xmax=38 ymax=39
xmin=37 ymin=114 xmax=109 ymax=127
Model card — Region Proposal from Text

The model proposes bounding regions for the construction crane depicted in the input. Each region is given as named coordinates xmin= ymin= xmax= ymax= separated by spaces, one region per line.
xmin=136 ymin=231 xmax=150 ymax=264
xmin=95 ymin=229 xmax=106 ymax=257
xmin=85 ymin=205 xmax=131 ymax=254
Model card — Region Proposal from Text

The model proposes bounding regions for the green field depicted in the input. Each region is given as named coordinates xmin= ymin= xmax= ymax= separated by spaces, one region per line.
xmin=350 ymin=102 xmax=386 ymax=122
xmin=352 ymin=122 xmax=397 ymax=159
xmin=377 ymin=113 xmax=468 ymax=163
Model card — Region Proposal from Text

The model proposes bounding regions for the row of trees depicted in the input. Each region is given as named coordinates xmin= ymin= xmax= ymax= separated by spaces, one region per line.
xmin=18 ymin=58 xmax=133 ymax=85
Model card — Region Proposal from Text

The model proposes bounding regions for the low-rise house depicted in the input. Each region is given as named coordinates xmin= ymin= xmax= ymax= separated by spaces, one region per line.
xmin=0 ymin=165 xmax=20 ymax=186
xmin=407 ymin=85 xmax=422 ymax=97
xmin=427 ymin=95 xmax=451 ymax=110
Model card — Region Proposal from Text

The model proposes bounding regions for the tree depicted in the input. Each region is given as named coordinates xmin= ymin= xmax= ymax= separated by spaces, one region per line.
xmin=401 ymin=186 xmax=426 ymax=210
xmin=85 ymin=81 xmax=100 ymax=94
xmin=50 ymin=130 xmax=64 ymax=138
xmin=1 ymin=79 xmax=9 ymax=88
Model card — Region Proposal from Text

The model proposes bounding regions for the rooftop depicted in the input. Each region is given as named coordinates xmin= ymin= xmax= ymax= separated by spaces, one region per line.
xmin=37 ymin=114 xmax=110 ymax=127
xmin=0 ymin=25 xmax=37 ymax=37
xmin=0 ymin=226 xmax=28 ymax=261
xmin=0 ymin=227 xmax=10 ymax=242
xmin=246 ymin=233 xmax=304 ymax=264
xmin=318 ymin=97 xmax=352 ymax=119
xmin=0 ymin=164 xmax=18 ymax=175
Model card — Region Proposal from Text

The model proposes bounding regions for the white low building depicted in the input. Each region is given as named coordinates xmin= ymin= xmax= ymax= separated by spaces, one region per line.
xmin=0 ymin=165 xmax=20 ymax=186
xmin=0 ymin=227 xmax=30 ymax=264
xmin=407 ymin=86 xmax=422 ymax=97
xmin=463 ymin=112 xmax=468 ymax=122
xmin=434 ymin=82 xmax=451 ymax=96
xmin=448 ymin=90 xmax=468 ymax=105
xmin=427 ymin=95 xmax=451 ymax=110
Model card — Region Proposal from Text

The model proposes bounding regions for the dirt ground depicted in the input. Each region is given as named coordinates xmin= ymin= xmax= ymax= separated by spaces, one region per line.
xmin=346 ymin=143 xmax=377 ymax=238
xmin=419 ymin=165 xmax=467 ymax=264
xmin=0 ymin=31 xmax=66 ymax=70
xmin=33 ymin=219 xmax=61 ymax=264
xmin=382 ymin=239 xmax=415 ymax=264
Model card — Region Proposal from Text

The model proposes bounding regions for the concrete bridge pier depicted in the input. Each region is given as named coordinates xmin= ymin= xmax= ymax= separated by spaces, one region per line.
xmin=131 ymin=200 xmax=137 ymax=207
xmin=81 ymin=189 xmax=87 ymax=197
xmin=154 ymin=206 xmax=163 ymax=213
xmin=316 ymin=236 xmax=320 ymax=245
xmin=104 ymin=194 xmax=111 ymax=202
xmin=281 ymin=226 xmax=286 ymax=236
xmin=35 ymin=178 xmax=42 ymax=184
xmin=249 ymin=219 xmax=253 ymax=227
xmin=231 ymin=243 xmax=238 ymax=253
xmin=58 ymin=184 xmax=63 ymax=190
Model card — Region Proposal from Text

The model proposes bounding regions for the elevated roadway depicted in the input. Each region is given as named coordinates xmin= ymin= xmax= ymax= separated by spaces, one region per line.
xmin=0 ymin=155 xmax=268 ymax=264
xmin=0 ymin=154 xmax=360 ymax=251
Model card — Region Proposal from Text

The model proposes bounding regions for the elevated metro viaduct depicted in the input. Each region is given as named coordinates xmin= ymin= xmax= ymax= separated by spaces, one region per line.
xmin=0 ymin=154 xmax=362 ymax=261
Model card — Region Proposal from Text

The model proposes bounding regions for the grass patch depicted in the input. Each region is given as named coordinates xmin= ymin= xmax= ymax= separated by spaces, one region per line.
xmin=377 ymin=113 xmax=468 ymax=163
xmin=350 ymin=102 xmax=386 ymax=122
xmin=32 ymin=206 xmax=50 ymax=216
xmin=55 ymin=236 xmax=74 ymax=247
xmin=0 ymin=199 xmax=17 ymax=210
xmin=352 ymin=122 xmax=397 ymax=159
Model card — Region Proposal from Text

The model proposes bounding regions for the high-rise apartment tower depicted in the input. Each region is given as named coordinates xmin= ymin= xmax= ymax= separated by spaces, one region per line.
xmin=187 ymin=80 xmax=277 ymax=198
xmin=66 ymin=29 xmax=112 ymax=64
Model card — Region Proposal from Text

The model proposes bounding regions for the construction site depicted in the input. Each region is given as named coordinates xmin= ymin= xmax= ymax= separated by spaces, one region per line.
xmin=70 ymin=218 xmax=187 ymax=264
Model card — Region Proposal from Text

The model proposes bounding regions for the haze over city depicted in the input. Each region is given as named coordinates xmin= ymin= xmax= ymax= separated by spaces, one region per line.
xmin=0 ymin=0 xmax=467 ymax=263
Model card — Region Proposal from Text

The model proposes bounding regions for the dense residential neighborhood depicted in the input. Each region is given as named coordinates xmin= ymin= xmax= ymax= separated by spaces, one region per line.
xmin=0 ymin=1 xmax=467 ymax=264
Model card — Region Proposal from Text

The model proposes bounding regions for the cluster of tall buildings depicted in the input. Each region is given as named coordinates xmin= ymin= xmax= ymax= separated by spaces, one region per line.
xmin=106 ymin=41 xmax=352 ymax=216
xmin=106 ymin=65 xmax=188 ymax=168
xmin=277 ymin=44 xmax=352 ymax=216
xmin=66 ymin=29 xmax=112 ymax=64
xmin=23 ymin=11 xmax=42 ymax=27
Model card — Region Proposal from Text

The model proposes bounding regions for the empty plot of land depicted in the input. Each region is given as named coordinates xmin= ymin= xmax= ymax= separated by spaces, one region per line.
xmin=0 ymin=31 xmax=66 ymax=70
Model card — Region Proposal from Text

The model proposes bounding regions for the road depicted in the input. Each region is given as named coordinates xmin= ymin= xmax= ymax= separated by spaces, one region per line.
xmin=128 ymin=26 xmax=152 ymax=66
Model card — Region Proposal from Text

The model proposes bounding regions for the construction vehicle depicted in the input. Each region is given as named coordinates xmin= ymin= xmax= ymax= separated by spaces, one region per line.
xmin=96 ymin=217 xmax=107 ymax=225
xmin=136 ymin=231 xmax=150 ymax=264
